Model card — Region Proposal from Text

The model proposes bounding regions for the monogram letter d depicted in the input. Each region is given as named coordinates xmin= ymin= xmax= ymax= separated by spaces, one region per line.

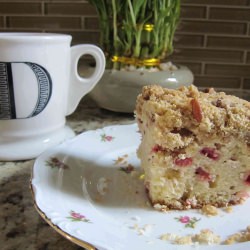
xmin=0 ymin=62 xmax=52 ymax=120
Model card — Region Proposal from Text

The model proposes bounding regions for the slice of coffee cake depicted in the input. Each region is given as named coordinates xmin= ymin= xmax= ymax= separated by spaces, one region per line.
xmin=135 ymin=85 xmax=250 ymax=210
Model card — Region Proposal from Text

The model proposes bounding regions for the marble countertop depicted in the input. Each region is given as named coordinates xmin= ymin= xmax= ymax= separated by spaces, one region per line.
xmin=0 ymin=96 xmax=134 ymax=250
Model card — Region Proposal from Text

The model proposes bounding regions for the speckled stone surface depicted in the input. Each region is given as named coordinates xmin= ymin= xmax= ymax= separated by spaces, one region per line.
xmin=0 ymin=96 xmax=134 ymax=250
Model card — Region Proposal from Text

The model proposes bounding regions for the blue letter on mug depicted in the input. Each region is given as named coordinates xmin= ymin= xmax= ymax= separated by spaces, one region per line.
xmin=0 ymin=62 xmax=52 ymax=120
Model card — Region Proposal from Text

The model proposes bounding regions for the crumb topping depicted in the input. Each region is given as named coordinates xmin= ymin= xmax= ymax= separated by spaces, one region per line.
xmin=136 ymin=84 xmax=250 ymax=140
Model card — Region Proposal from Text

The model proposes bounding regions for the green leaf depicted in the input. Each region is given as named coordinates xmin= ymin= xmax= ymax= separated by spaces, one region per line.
xmin=132 ymin=0 xmax=146 ymax=18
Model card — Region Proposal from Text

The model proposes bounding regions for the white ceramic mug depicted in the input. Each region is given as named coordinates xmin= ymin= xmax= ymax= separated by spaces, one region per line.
xmin=0 ymin=33 xmax=105 ymax=161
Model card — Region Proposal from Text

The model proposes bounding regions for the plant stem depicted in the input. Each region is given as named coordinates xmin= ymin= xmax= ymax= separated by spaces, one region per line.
xmin=111 ymin=0 xmax=120 ymax=69
xmin=127 ymin=0 xmax=136 ymax=28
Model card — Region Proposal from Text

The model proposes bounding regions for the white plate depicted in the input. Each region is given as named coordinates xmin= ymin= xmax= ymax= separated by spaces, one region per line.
xmin=31 ymin=123 xmax=250 ymax=250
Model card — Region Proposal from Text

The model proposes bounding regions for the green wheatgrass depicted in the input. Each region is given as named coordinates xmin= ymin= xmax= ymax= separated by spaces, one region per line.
xmin=88 ymin=0 xmax=180 ymax=69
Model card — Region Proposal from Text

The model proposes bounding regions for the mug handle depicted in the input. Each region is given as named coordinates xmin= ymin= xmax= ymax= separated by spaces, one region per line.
xmin=66 ymin=44 xmax=105 ymax=116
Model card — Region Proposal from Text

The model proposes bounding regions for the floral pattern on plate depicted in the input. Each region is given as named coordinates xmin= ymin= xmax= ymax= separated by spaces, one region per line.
xmin=46 ymin=157 xmax=69 ymax=170
xmin=175 ymin=216 xmax=201 ymax=228
xmin=67 ymin=211 xmax=91 ymax=223
xmin=100 ymin=133 xmax=115 ymax=142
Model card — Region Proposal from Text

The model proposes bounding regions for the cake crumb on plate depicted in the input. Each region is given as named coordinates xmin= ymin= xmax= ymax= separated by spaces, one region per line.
xmin=201 ymin=204 xmax=219 ymax=216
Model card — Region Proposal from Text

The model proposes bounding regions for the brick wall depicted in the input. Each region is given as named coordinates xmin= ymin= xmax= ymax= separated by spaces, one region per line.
xmin=0 ymin=0 xmax=250 ymax=94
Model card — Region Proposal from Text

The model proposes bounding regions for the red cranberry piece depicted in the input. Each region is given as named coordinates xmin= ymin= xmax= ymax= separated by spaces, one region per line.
xmin=245 ymin=175 xmax=250 ymax=185
xmin=195 ymin=167 xmax=212 ymax=181
xmin=174 ymin=157 xmax=193 ymax=167
xmin=151 ymin=144 xmax=163 ymax=153
xmin=200 ymin=147 xmax=220 ymax=160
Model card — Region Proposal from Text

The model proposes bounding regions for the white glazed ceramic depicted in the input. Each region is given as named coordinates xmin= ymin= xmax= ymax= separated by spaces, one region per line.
xmin=31 ymin=123 xmax=250 ymax=250
xmin=0 ymin=32 xmax=105 ymax=161
xmin=90 ymin=65 xmax=194 ymax=113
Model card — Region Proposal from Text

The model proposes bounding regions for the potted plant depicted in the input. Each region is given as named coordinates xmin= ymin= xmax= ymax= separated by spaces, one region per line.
xmin=88 ymin=0 xmax=194 ymax=112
